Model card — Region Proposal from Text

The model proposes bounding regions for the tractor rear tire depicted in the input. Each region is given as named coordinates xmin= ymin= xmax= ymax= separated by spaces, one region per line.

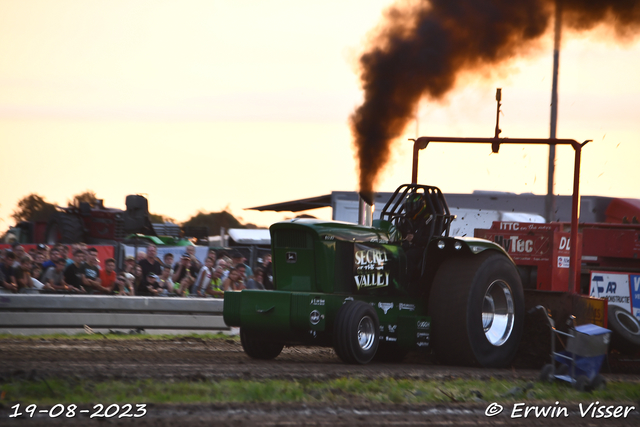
xmin=333 ymin=300 xmax=380 ymax=364
xmin=45 ymin=213 xmax=84 ymax=244
xmin=608 ymin=305 xmax=640 ymax=354
xmin=240 ymin=328 xmax=284 ymax=360
xmin=428 ymin=251 xmax=524 ymax=368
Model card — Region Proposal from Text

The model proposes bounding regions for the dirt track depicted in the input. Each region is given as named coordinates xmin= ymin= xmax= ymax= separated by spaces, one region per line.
xmin=1 ymin=338 xmax=639 ymax=426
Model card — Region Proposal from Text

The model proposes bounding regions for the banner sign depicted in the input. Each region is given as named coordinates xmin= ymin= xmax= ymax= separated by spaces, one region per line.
xmin=631 ymin=274 xmax=640 ymax=322
xmin=590 ymin=271 xmax=640 ymax=322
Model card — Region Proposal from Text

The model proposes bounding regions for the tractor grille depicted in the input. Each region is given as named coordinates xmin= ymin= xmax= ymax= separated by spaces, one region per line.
xmin=274 ymin=230 xmax=309 ymax=249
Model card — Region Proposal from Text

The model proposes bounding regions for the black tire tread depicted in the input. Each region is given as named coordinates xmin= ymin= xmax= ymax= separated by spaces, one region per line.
xmin=428 ymin=251 xmax=524 ymax=368
xmin=429 ymin=254 xmax=485 ymax=366
xmin=333 ymin=303 xmax=351 ymax=363
xmin=240 ymin=328 xmax=284 ymax=360
xmin=607 ymin=305 xmax=640 ymax=354
xmin=333 ymin=300 xmax=379 ymax=365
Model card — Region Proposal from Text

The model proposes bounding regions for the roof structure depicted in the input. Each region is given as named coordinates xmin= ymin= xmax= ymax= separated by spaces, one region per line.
xmin=248 ymin=194 xmax=333 ymax=212
xmin=247 ymin=191 xmax=621 ymax=224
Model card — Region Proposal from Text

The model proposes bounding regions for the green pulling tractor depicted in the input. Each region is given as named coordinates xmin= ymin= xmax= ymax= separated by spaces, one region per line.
xmin=223 ymin=182 xmax=524 ymax=367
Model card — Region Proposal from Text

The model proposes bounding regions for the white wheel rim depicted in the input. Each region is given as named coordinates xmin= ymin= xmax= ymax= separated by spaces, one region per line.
xmin=482 ymin=280 xmax=515 ymax=346
xmin=357 ymin=316 xmax=376 ymax=351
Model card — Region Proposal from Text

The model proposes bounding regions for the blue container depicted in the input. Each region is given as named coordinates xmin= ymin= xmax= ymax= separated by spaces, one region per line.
xmin=555 ymin=351 xmax=606 ymax=381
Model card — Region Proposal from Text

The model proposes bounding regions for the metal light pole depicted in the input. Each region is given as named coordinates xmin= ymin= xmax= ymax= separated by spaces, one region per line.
xmin=546 ymin=0 xmax=562 ymax=222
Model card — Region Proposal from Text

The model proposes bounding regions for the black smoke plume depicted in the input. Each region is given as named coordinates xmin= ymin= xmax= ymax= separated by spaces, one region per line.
xmin=351 ymin=0 xmax=640 ymax=198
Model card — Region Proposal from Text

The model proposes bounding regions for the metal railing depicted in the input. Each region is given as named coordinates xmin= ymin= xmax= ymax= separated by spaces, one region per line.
xmin=0 ymin=294 xmax=226 ymax=331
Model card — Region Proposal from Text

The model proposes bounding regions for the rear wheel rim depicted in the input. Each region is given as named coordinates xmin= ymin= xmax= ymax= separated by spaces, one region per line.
xmin=482 ymin=280 xmax=515 ymax=346
xmin=615 ymin=309 xmax=640 ymax=335
xmin=357 ymin=316 xmax=375 ymax=351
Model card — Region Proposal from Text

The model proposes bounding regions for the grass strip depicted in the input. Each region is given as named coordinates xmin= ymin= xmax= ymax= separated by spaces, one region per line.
xmin=2 ymin=377 xmax=639 ymax=406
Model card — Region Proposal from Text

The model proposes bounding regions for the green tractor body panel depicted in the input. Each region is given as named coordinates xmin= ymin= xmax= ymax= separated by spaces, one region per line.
xmin=223 ymin=289 xmax=431 ymax=350
xmin=269 ymin=219 xmax=407 ymax=295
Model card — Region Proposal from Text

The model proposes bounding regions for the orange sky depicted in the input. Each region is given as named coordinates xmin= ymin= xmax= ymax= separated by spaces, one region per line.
xmin=1 ymin=1 xmax=639 ymax=233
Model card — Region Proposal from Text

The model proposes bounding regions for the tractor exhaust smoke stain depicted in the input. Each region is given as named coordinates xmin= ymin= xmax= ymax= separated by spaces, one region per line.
xmin=351 ymin=0 xmax=640 ymax=198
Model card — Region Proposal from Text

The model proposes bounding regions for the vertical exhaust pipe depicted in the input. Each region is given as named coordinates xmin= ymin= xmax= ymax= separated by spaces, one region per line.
xmin=358 ymin=193 xmax=374 ymax=226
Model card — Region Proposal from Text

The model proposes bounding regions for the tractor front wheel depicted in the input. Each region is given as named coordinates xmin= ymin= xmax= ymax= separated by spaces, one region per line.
xmin=333 ymin=300 xmax=380 ymax=364
xmin=240 ymin=328 xmax=284 ymax=360
xmin=428 ymin=251 xmax=524 ymax=368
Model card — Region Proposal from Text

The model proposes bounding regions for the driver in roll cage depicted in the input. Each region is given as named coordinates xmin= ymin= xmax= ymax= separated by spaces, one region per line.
xmin=398 ymin=191 xmax=433 ymax=282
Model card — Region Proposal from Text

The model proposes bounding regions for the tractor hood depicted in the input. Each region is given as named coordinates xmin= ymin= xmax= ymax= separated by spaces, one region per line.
xmin=270 ymin=218 xmax=392 ymax=244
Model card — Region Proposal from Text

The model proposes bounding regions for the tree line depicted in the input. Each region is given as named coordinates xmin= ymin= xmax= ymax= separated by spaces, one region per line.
xmin=7 ymin=192 xmax=254 ymax=235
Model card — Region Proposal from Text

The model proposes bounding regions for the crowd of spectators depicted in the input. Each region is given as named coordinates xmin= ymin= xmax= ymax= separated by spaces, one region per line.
xmin=0 ymin=242 xmax=273 ymax=298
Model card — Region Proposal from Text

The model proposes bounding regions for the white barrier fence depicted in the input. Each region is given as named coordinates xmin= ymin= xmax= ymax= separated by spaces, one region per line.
xmin=0 ymin=294 xmax=226 ymax=331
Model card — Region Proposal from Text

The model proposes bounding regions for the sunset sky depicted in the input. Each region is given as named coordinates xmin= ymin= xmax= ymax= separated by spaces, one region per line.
xmin=1 ymin=0 xmax=639 ymax=233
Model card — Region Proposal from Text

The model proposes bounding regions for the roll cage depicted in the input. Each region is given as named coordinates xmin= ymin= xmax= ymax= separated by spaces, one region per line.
xmin=380 ymin=184 xmax=455 ymax=242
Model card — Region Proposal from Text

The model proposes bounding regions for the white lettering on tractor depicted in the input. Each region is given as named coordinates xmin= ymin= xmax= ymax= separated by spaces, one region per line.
xmin=354 ymin=245 xmax=391 ymax=290
xmin=378 ymin=302 xmax=394 ymax=314
xmin=559 ymin=237 xmax=571 ymax=251
xmin=417 ymin=320 xmax=430 ymax=329
xmin=355 ymin=272 xmax=390 ymax=289
xmin=355 ymin=249 xmax=388 ymax=268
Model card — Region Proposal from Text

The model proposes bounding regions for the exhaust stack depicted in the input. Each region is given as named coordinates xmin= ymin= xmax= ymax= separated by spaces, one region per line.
xmin=358 ymin=193 xmax=374 ymax=227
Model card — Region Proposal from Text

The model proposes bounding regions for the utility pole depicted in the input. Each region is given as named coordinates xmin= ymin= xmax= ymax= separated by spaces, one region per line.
xmin=546 ymin=0 xmax=562 ymax=222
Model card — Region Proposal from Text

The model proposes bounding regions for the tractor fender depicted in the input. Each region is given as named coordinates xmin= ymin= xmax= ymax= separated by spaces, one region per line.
xmin=414 ymin=237 xmax=514 ymax=299
xmin=426 ymin=236 xmax=513 ymax=261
